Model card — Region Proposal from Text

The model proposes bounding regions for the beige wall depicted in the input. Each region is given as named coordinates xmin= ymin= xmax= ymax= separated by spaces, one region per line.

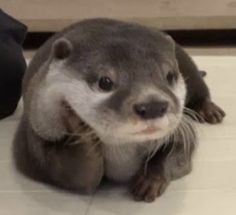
xmin=1 ymin=0 xmax=236 ymax=31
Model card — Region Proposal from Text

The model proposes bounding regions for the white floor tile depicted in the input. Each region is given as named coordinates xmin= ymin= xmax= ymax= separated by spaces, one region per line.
xmin=88 ymin=189 xmax=236 ymax=215
xmin=0 ymin=161 xmax=48 ymax=191
xmin=0 ymin=191 xmax=91 ymax=215
xmin=0 ymin=54 xmax=235 ymax=214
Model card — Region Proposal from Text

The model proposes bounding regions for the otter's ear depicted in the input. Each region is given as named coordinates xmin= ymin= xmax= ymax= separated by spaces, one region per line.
xmin=52 ymin=38 xmax=73 ymax=60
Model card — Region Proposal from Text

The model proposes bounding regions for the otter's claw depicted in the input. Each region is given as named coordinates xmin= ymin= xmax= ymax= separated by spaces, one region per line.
xmin=197 ymin=100 xmax=226 ymax=124
xmin=130 ymin=174 xmax=169 ymax=202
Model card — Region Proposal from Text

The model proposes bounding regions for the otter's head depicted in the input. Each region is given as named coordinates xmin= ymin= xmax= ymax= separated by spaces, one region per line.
xmin=48 ymin=27 xmax=186 ymax=145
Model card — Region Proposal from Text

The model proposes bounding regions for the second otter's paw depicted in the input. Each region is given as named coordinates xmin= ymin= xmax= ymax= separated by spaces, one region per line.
xmin=196 ymin=100 xmax=226 ymax=124
xmin=130 ymin=173 xmax=169 ymax=202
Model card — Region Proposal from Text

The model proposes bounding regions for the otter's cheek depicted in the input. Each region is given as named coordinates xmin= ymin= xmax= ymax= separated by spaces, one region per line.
xmin=173 ymin=76 xmax=187 ymax=111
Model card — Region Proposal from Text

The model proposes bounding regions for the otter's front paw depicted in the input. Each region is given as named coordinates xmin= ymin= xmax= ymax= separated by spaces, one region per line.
xmin=197 ymin=100 xmax=225 ymax=124
xmin=61 ymin=100 xmax=82 ymax=132
xmin=130 ymin=173 xmax=169 ymax=202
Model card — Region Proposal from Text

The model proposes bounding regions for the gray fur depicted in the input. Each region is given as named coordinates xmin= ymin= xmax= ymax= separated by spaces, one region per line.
xmin=13 ymin=18 xmax=223 ymax=201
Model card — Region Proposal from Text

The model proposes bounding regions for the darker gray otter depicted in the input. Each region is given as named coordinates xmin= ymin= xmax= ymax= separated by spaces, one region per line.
xmin=13 ymin=18 xmax=225 ymax=202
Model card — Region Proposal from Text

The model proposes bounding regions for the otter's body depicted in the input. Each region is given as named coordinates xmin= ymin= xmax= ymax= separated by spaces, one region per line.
xmin=13 ymin=19 xmax=225 ymax=202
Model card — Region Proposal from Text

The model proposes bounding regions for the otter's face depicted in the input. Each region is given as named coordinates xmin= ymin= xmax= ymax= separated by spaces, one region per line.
xmin=50 ymin=35 xmax=186 ymax=144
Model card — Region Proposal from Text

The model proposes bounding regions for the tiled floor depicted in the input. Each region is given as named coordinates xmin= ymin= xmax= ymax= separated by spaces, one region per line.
xmin=0 ymin=54 xmax=236 ymax=214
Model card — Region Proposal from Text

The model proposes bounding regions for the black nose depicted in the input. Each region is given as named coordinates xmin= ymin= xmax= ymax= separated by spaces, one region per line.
xmin=133 ymin=101 xmax=169 ymax=119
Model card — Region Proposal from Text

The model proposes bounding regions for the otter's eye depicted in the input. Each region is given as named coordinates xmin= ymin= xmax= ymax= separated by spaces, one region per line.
xmin=166 ymin=71 xmax=178 ymax=85
xmin=98 ymin=76 xmax=113 ymax=92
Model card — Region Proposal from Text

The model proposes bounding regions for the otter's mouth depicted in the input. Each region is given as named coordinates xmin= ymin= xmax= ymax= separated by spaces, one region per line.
xmin=130 ymin=115 xmax=170 ymax=136
xmin=132 ymin=126 xmax=160 ymax=135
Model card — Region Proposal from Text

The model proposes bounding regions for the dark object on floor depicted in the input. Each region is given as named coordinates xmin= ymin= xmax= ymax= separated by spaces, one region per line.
xmin=0 ymin=9 xmax=27 ymax=119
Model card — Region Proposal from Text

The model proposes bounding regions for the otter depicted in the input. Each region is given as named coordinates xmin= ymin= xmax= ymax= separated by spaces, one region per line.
xmin=13 ymin=18 xmax=225 ymax=202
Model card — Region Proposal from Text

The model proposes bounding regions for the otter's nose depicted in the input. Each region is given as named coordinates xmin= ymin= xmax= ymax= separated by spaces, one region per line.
xmin=133 ymin=101 xmax=168 ymax=120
